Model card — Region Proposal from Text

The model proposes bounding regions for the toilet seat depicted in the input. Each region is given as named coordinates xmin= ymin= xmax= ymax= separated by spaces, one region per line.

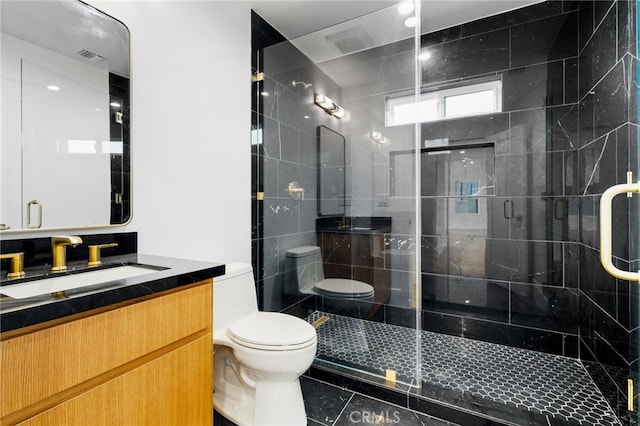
xmin=227 ymin=312 xmax=316 ymax=351
xmin=314 ymin=278 xmax=375 ymax=298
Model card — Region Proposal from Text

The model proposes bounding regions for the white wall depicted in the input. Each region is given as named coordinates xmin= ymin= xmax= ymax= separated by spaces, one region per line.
xmin=4 ymin=1 xmax=252 ymax=265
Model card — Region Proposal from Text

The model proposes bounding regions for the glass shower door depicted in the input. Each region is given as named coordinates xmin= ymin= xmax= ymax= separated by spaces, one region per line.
xmin=254 ymin=2 xmax=423 ymax=387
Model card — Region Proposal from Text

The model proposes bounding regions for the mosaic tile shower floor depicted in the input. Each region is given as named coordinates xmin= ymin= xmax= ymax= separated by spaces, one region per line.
xmin=306 ymin=311 xmax=621 ymax=426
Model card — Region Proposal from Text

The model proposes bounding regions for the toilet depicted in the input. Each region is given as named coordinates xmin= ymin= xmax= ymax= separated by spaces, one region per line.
xmin=213 ymin=263 xmax=317 ymax=426
xmin=285 ymin=246 xmax=375 ymax=315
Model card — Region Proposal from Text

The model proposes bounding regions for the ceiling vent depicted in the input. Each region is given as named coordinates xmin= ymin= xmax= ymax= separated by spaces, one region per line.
xmin=325 ymin=26 xmax=373 ymax=55
xmin=76 ymin=48 xmax=104 ymax=62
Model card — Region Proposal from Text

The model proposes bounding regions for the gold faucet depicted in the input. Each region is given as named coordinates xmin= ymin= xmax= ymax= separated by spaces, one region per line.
xmin=87 ymin=243 xmax=118 ymax=267
xmin=51 ymin=235 xmax=83 ymax=273
xmin=0 ymin=252 xmax=25 ymax=278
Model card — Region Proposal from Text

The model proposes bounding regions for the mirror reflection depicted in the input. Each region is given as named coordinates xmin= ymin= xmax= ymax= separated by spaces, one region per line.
xmin=317 ymin=125 xmax=345 ymax=216
xmin=1 ymin=0 xmax=130 ymax=231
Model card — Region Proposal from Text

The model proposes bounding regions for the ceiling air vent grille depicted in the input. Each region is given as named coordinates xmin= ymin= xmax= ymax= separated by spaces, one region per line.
xmin=76 ymin=48 xmax=104 ymax=62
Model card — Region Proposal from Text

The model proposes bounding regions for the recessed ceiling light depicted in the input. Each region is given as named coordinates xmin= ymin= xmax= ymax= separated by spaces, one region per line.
xmin=110 ymin=102 xmax=121 ymax=108
xmin=404 ymin=16 xmax=417 ymax=28
xmin=47 ymin=85 xmax=60 ymax=91
xmin=398 ymin=1 xmax=414 ymax=15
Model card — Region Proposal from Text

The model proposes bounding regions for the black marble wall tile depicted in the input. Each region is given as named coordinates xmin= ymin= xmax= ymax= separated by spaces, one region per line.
xmin=422 ymin=237 xmax=565 ymax=287
xmin=510 ymin=283 xmax=579 ymax=333
xmin=422 ymin=29 xmax=509 ymax=85
xmin=421 ymin=112 xmax=509 ymax=152
xmin=423 ymin=305 xmax=578 ymax=356
xmin=578 ymin=3 xmax=618 ymax=96
xmin=507 ymin=197 xmax=578 ymax=241
xmin=617 ymin=1 xmax=637 ymax=61
xmin=594 ymin=63 xmax=630 ymax=141
xmin=580 ymin=244 xmax=618 ymax=314
xmin=420 ymin=26 xmax=461 ymax=48
xmin=578 ymin=92 xmax=595 ymax=147
xmin=565 ymin=57 xmax=580 ymax=103
xmin=579 ymin=132 xmax=618 ymax=196
xmin=502 ymin=60 xmax=565 ymax=111
xmin=422 ymin=274 xmax=510 ymax=323
xmin=581 ymin=302 xmax=631 ymax=369
xmin=578 ymin=0 xmax=595 ymax=52
xmin=509 ymin=105 xmax=579 ymax=153
xmin=460 ymin=1 xmax=563 ymax=38
xmin=495 ymin=151 xmax=565 ymax=196
xmin=510 ymin=11 xmax=578 ymax=68
xmin=626 ymin=55 xmax=639 ymax=125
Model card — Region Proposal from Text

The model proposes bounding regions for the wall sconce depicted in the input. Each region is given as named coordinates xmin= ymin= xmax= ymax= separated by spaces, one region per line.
xmin=315 ymin=94 xmax=345 ymax=119
xmin=369 ymin=131 xmax=388 ymax=144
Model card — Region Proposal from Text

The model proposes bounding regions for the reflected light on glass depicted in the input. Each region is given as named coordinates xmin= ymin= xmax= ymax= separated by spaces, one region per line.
xmin=67 ymin=139 xmax=96 ymax=154
xmin=102 ymin=141 xmax=123 ymax=154
xmin=47 ymin=85 xmax=60 ymax=91
xmin=418 ymin=51 xmax=431 ymax=61
xmin=398 ymin=1 xmax=414 ymax=14
xmin=404 ymin=16 xmax=417 ymax=28
xmin=110 ymin=102 xmax=121 ymax=108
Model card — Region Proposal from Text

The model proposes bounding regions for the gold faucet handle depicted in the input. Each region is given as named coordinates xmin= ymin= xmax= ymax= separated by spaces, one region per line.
xmin=0 ymin=252 xmax=25 ymax=279
xmin=87 ymin=243 xmax=119 ymax=267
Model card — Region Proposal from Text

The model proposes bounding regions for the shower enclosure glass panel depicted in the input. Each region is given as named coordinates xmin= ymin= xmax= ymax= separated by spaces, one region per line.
xmin=255 ymin=2 xmax=422 ymax=386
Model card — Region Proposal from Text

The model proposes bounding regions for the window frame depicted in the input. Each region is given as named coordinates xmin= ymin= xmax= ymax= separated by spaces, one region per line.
xmin=385 ymin=78 xmax=502 ymax=127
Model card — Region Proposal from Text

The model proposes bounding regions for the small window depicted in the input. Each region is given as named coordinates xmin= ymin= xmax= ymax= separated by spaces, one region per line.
xmin=385 ymin=79 xmax=502 ymax=127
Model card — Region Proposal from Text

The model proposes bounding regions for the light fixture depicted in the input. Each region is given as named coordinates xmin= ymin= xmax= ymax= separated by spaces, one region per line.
xmin=110 ymin=102 xmax=121 ymax=108
xmin=369 ymin=131 xmax=388 ymax=144
xmin=47 ymin=85 xmax=60 ymax=91
xmin=398 ymin=0 xmax=414 ymax=15
xmin=404 ymin=16 xmax=417 ymax=28
xmin=260 ymin=91 xmax=269 ymax=97
xmin=418 ymin=51 xmax=431 ymax=61
xmin=314 ymin=94 xmax=345 ymax=119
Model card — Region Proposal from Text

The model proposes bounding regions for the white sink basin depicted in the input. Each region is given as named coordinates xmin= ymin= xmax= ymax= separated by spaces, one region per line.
xmin=0 ymin=265 xmax=159 ymax=299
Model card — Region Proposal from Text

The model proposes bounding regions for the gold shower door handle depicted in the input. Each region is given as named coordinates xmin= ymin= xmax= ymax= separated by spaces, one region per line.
xmin=599 ymin=181 xmax=640 ymax=282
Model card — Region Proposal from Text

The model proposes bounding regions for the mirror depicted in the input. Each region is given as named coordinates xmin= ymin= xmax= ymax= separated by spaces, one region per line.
xmin=317 ymin=125 xmax=345 ymax=216
xmin=1 ymin=0 xmax=130 ymax=231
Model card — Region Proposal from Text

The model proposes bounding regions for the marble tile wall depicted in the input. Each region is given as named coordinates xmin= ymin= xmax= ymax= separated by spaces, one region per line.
xmin=252 ymin=4 xmax=639 ymax=422
xmin=575 ymin=1 xmax=639 ymax=423
xmin=372 ymin=1 xmax=584 ymax=359
xmin=251 ymin=11 xmax=344 ymax=311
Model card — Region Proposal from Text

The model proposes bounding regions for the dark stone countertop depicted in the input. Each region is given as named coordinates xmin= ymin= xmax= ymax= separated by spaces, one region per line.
xmin=0 ymin=253 xmax=225 ymax=333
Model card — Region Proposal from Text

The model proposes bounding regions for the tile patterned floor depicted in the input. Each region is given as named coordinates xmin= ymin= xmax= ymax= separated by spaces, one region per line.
xmin=214 ymin=376 xmax=455 ymax=426
xmin=306 ymin=311 xmax=622 ymax=426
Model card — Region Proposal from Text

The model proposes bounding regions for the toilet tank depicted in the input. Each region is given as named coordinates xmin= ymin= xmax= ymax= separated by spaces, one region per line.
xmin=214 ymin=262 xmax=258 ymax=332
xmin=284 ymin=246 xmax=325 ymax=294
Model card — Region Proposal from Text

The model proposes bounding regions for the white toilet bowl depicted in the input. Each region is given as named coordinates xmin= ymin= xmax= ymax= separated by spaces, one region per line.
xmin=285 ymin=246 xmax=375 ymax=316
xmin=214 ymin=263 xmax=317 ymax=426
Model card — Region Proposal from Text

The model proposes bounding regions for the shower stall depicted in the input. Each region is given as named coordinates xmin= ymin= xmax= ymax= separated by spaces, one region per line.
xmin=251 ymin=1 xmax=639 ymax=424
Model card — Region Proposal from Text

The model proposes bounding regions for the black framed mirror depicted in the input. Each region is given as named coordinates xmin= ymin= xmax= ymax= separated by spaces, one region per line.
xmin=317 ymin=125 xmax=345 ymax=216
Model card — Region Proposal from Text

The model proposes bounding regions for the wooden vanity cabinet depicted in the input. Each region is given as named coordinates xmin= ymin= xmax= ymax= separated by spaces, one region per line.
xmin=0 ymin=279 xmax=213 ymax=426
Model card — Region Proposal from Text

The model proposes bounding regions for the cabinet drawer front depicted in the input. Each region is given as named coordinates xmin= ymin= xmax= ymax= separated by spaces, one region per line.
xmin=1 ymin=280 xmax=212 ymax=417
xmin=16 ymin=335 xmax=213 ymax=426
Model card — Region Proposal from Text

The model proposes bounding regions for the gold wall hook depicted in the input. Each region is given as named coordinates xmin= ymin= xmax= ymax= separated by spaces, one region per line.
xmin=286 ymin=181 xmax=305 ymax=200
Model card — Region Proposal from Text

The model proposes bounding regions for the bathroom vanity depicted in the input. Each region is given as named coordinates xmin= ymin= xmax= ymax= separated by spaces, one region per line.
xmin=0 ymin=244 xmax=224 ymax=426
